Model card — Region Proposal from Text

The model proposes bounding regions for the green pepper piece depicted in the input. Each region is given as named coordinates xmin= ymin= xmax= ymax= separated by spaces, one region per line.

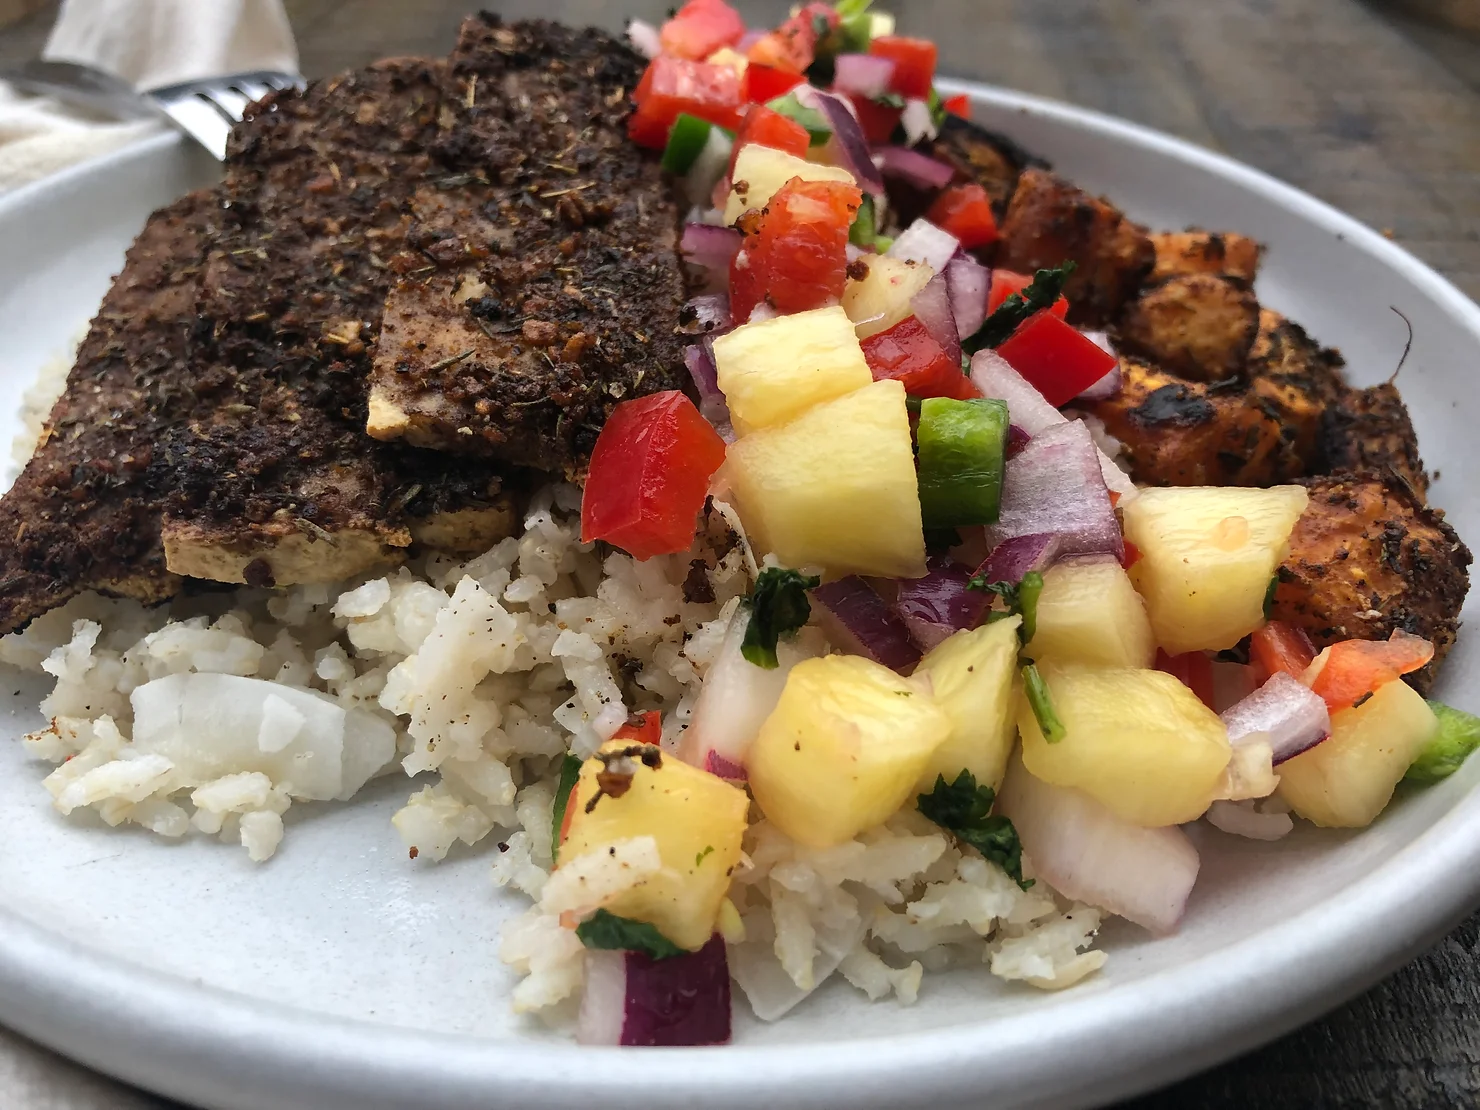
xmin=849 ymin=194 xmax=880 ymax=248
xmin=660 ymin=113 xmax=716 ymax=175
xmin=915 ymin=396 xmax=1009 ymax=530
xmin=765 ymin=91 xmax=833 ymax=145
xmin=1405 ymin=701 xmax=1480 ymax=785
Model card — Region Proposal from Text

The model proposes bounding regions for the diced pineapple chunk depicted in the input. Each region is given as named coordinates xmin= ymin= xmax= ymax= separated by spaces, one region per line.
xmin=1278 ymin=678 xmax=1438 ymax=828
xmin=1122 ymin=485 xmax=1309 ymax=655
xmin=1018 ymin=662 xmax=1232 ymax=827
xmin=914 ymin=617 xmax=1022 ymax=793
xmin=841 ymin=254 xmax=936 ymax=339
xmin=563 ymin=741 xmax=749 ymax=950
xmin=725 ymin=145 xmax=857 ymax=225
xmin=719 ymin=378 xmax=926 ymax=578
xmin=1027 ymin=559 xmax=1156 ymax=669
xmin=712 ymin=306 xmax=872 ymax=436
xmin=749 ymin=655 xmax=952 ymax=847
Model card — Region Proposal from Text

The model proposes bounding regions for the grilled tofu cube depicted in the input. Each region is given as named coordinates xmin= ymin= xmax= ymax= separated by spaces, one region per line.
xmin=1148 ymin=230 xmax=1262 ymax=284
xmin=1113 ymin=274 xmax=1260 ymax=382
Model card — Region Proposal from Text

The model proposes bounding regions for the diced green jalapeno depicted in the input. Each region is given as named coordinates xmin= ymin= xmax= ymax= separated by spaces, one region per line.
xmin=661 ymin=113 xmax=716 ymax=174
xmin=915 ymin=396 xmax=1008 ymax=530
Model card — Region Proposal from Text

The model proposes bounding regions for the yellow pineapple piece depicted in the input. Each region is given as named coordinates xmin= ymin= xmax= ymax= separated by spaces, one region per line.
xmin=1018 ymin=662 xmax=1231 ymax=827
xmin=1278 ymin=678 xmax=1438 ymax=828
xmin=748 ymin=655 xmax=952 ymax=847
xmin=719 ymin=378 xmax=926 ymax=578
xmin=914 ymin=617 xmax=1022 ymax=793
xmin=712 ymin=306 xmax=872 ymax=436
xmin=724 ymin=145 xmax=856 ymax=225
xmin=1027 ymin=559 xmax=1156 ymax=669
xmin=1122 ymin=485 xmax=1309 ymax=655
xmin=563 ymin=740 xmax=749 ymax=950
xmin=841 ymin=254 xmax=936 ymax=339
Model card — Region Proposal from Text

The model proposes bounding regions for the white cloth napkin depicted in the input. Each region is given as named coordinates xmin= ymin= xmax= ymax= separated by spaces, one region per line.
xmin=0 ymin=0 xmax=298 ymax=194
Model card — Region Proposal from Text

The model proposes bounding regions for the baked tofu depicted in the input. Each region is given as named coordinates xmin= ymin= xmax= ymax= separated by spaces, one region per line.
xmin=1148 ymin=229 xmax=1262 ymax=285
xmin=1113 ymin=273 xmax=1260 ymax=381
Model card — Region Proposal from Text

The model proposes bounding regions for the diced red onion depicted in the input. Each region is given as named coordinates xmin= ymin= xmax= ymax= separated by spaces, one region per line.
xmin=888 ymin=218 xmax=960 ymax=274
xmin=1205 ymin=800 xmax=1295 ymax=841
xmin=1074 ymin=364 xmax=1122 ymax=402
xmin=576 ymin=936 xmax=733 ymax=1046
xmin=985 ymin=421 xmax=1124 ymax=561
xmin=679 ymin=293 xmax=733 ymax=337
xmin=1006 ymin=424 xmax=1031 ymax=459
xmin=684 ymin=128 xmax=735 ymax=209
xmin=901 ymin=98 xmax=939 ymax=144
xmin=891 ymin=557 xmax=987 ymax=651
xmin=946 ymin=254 xmax=990 ymax=339
xmin=832 ymin=53 xmax=896 ymax=99
xmin=796 ymin=87 xmax=885 ymax=196
xmin=747 ymin=302 xmax=779 ymax=324
xmin=1080 ymin=329 xmax=1115 ymax=354
xmin=678 ymin=608 xmax=820 ymax=776
xmin=704 ymin=752 xmax=747 ymax=781
xmin=683 ymin=344 xmax=731 ymax=425
xmin=973 ymin=532 xmax=1061 ymax=586
xmin=626 ymin=19 xmax=662 ymax=59
xmin=810 ymin=577 xmax=922 ymax=673
xmin=909 ymin=273 xmax=960 ymax=364
xmin=971 ymin=351 xmax=1137 ymax=499
xmin=681 ymin=223 xmax=743 ymax=271
xmin=1220 ymin=672 xmax=1331 ymax=765
xmin=876 ymin=145 xmax=956 ymax=190
xmin=997 ymin=757 xmax=1200 ymax=935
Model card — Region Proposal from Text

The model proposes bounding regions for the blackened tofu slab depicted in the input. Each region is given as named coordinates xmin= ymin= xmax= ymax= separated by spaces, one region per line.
xmin=365 ymin=17 xmax=691 ymax=476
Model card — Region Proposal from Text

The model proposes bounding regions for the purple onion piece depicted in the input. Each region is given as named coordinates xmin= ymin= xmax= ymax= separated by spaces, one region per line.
xmin=1074 ymin=363 xmax=1123 ymax=402
xmin=684 ymin=345 xmax=732 ymax=428
xmin=576 ymin=950 xmax=628 ymax=1045
xmin=796 ymin=87 xmax=885 ymax=196
xmin=892 ymin=557 xmax=987 ymax=651
xmin=970 ymin=349 xmax=1064 ymax=434
xmin=578 ymin=936 xmax=733 ymax=1047
xmin=910 ymin=273 xmax=961 ymax=364
xmin=833 ymin=53 xmax=896 ymax=98
xmin=679 ymin=293 xmax=733 ymax=337
xmin=704 ymin=751 xmax=747 ymax=781
xmin=626 ymin=18 xmax=662 ymax=59
xmin=984 ymin=421 xmax=1124 ymax=561
xmin=680 ymin=222 xmax=743 ymax=271
xmin=946 ymin=254 xmax=990 ymax=339
xmin=810 ymin=577 xmax=922 ymax=674
xmin=974 ymin=533 xmax=1062 ymax=586
xmin=1006 ymin=424 xmax=1031 ymax=459
xmin=888 ymin=218 xmax=961 ymax=274
xmin=876 ymin=145 xmax=957 ymax=190
xmin=1220 ymin=672 xmax=1332 ymax=764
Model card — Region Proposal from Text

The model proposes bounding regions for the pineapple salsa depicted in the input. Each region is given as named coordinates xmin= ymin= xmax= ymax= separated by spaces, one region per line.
xmin=535 ymin=0 xmax=1480 ymax=1046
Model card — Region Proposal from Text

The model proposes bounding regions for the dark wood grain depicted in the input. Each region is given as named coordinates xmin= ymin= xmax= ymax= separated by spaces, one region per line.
xmin=1 ymin=2 xmax=1480 ymax=1107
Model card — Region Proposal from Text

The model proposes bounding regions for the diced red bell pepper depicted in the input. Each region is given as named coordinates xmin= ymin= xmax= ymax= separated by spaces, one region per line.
xmin=1308 ymin=631 xmax=1434 ymax=713
xmin=727 ymin=104 xmax=810 ymax=177
xmin=861 ymin=315 xmax=980 ymax=400
xmin=868 ymin=36 xmax=938 ymax=99
xmin=729 ymin=176 xmax=862 ymax=320
xmin=581 ymin=391 xmax=727 ymax=560
xmin=987 ymin=269 xmax=1070 ymax=318
xmin=927 ymin=184 xmax=999 ymax=250
xmin=1120 ymin=538 xmax=1142 ymax=569
xmin=995 ymin=310 xmax=1117 ymax=407
xmin=942 ymin=93 xmax=970 ymax=119
xmin=1156 ymin=650 xmax=1217 ymax=710
xmin=630 ymin=56 xmax=745 ymax=150
xmin=1249 ymin=620 xmax=1317 ymax=682
xmin=843 ymin=92 xmax=904 ymax=145
xmin=747 ymin=4 xmax=837 ymax=74
xmin=659 ymin=0 xmax=746 ymax=61
xmin=742 ymin=62 xmax=804 ymax=103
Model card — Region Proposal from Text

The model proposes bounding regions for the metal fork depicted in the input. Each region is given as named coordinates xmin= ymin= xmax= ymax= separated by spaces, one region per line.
xmin=145 ymin=71 xmax=305 ymax=160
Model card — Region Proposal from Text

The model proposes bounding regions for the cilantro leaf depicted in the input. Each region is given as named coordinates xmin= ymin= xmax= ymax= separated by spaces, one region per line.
xmin=549 ymin=752 xmax=583 ymax=864
xmin=917 ymin=770 xmax=1032 ymax=889
xmin=1022 ymin=661 xmax=1067 ymax=743
xmin=742 ymin=567 xmax=822 ymax=668
xmin=967 ymin=570 xmax=1043 ymax=642
xmin=926 ymin=87 xmax=947 ymax=128
xmin=963 ymin=262 xmax=1077 ymax=353
xmin=576 ymin=909 xmax=686 ymax=960
xmin=872 ymin=91 xmax=906 ymax=109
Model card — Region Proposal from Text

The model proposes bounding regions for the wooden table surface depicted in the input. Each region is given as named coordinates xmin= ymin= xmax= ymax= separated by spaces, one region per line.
xmin=2 ymin=1 xmax=1480 ymax=1107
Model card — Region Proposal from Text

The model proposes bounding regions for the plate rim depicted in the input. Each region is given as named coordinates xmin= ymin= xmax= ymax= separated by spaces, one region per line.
xmin=2 ymin=78 xmax=1480 ymax=1110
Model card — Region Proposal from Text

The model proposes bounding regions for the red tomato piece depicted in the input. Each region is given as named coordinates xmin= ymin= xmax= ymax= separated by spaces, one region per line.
xmin=614 ymin=710 xmax=663 ymax=745
xmin=659 ymin=0 xmax=746 ymax=61
xmin=742 ymin=62 xmax=804 ymax=103
xmin=727 ymin=104 xmax=811 ymax=177
xmin=861 ymin=316 xmax=980 ymax=400
xmin=729 ymin=176 xmax=863 ymax=320
xmin=1120 ymin=538 xmax=1142 ymax=570
xmin=942 ymin=93 xmax=970 ymax=119
xmin=629 ymin=56 xmax=744 ymax=150
xmin=995 ymin=310 xmax=1118 ymax=407
xmin=927 ymin=184 xmax=1000 ymax=250
xmin=1308 ymin=631 xmax=1435 ymax=713
xmin=868 ymin=36 xmax=938 ymax=99
xmin=580 ymin=391 xmax=727 ymax=559
xmin=1156 ymin=650 xmax=1217 ymax=710
xmin=1249 ymin=620 xmax=1317 ymax=682
xmin=843 ymin=92 xmax=904 ymax=145
xmin=987 ymin=269 xmax=1070 ymax=318
xmin=747 ymin=4 xmax=835 ymax=74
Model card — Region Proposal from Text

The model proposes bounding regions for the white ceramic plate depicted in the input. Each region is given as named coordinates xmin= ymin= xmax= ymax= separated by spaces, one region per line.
xmin=1 ymin=81 xmax=1478 ymax=1110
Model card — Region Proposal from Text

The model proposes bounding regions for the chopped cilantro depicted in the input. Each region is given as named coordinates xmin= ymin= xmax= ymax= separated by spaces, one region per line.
xmin=576 ymin=909 xmax=685 ymax=960
xmin=549 ymin=752 xmax=583 ymax=864
xmin=926 ymin=87 xmax=947 ymax=128
xmin=695 ymin=845 xmax=715 ymax=867
xmin=963 ymin=263 xmax=1077 ymax=353
xmin=968 ymin=570 xmax=1043 ymax=642
xmin=917 ymin=770 xmax=1032 ymax=889
xmin=1022 ymin=662 xmax=1067 ymax=743
xmin=849 ymin=194 xmax=883 ymax=249
xmin=1263 ymin=574 xmax=1279 ymax=619
xmin=872 ymin=90 xmax=906 ymax=110
xmin=742 ymin=567 xmax=822 ymax=668
xmin=1406 ymin=701 xmax=1480 ymax=785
